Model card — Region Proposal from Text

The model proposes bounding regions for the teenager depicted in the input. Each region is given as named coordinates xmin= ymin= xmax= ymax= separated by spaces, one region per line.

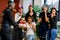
xmin=39 ymin=4 xmax=50 ymax=40
xmin=26 ymin=16 xmax=36 ymax=40
xmin=15 ymin=5 xmax=23 ymax=40
xmin=47 ymin=7 xmax=58 ymax=40
xmin=15 ymin=5 xmax=23 ymax=23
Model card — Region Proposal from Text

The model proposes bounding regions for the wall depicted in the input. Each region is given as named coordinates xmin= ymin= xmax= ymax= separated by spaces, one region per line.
xmin=0 ymin=0 xmax=8 ymax=31
xmin=23 ymin=0 xmax=33 ymax=14
xmin=34 ymin=0 xmax=44 ymax=7
xmin=0 ymin=0 xmax=8 ymax=13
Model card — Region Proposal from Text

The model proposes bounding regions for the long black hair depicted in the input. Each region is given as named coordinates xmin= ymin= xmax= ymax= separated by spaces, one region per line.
xmin=28 ymin=5 xmax=35 ymax=13
xmin=25 ymin=5 xmax=36 ymax=22
xmin=50 ymin=7 xmax=57 ymax=15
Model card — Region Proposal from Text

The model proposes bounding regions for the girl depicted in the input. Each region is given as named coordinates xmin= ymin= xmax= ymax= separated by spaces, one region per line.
xmin=26 ymin=16 xmax=36 ymax=40
xmin=19 ymin=16 xmax=36 ymax=40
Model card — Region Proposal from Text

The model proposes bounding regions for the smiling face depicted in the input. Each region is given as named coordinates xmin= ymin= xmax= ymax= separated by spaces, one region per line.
xmin=52 ymin=9 xmax=56 ymax=14
xmin=29 ymin=6 xmax=33 ymax=11
xmin=27 ymin=16 xmax=33 ymax=23
xmin=19 ymin=8 xmax=23 ymax=16
xmin=19 ymin=8 xmax=23 ymax=12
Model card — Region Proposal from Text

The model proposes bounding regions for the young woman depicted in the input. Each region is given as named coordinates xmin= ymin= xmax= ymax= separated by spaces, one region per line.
xmin=48 ymin=7 xmax=58 ymax=40
xmin=15 ymin=5 xmax=23 ymax=40
xmin=15 ymin=5 xmax=23 ymax=23
xmin=25 ymin=5 xmax=36 ymax=22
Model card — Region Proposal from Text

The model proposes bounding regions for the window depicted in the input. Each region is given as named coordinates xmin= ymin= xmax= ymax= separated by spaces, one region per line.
xmin=46 ymin=0 xmax=59 ymax=10
xmin=10 ymin=0 xmax=14 ymax=2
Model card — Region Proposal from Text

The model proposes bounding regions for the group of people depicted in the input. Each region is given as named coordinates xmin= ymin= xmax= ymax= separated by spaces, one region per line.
xmin=0 ymin=1 xmax=58 ymax=40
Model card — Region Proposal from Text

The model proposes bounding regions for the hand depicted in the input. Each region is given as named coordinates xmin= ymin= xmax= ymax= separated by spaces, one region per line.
xmin=48 ymin=24 xmax=50 ymax=29
xmin=24 ymin=27 xmax=27 ymax=31
xmin=46 ymin=18 xmax=49 ymax=22
xmin=0 ymin=26 xmax=2 ymax=31
xmin=18 ymin=24 xmax=23 ymax=28
xmin=38 ymin=18 xmax=42 ymax=23
xmin=32 ymin=24 xmax=36 ymax=32
xmin=51 ymin=14 xmax=54 ymax=18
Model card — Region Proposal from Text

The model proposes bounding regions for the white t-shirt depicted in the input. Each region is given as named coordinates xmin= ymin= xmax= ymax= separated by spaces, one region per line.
xmin=26 ymin=22 xmax=36 ymax=35
xmin=19 ymin=22 xmax=36 ymax=35
xmin=15 ymin=12 xmax=21 ymax=22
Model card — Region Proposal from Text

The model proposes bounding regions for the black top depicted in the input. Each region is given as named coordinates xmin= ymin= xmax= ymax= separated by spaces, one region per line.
xmin=3 ymin=8 xmax=18 ymax=27
xmin=50 ymin=15 xmax=57 ymax=29
xmin=39 ymin=12 xmax=50 ymax=27
xmin=25 ymin=11 xmax=37 ymax=22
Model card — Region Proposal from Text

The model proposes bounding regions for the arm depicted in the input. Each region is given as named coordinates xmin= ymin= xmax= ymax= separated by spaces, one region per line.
xmin=38 ymin=18 xmax=42 ymax=23
xmin=39 ymin=13 xmax=42 ymax=23
xmin=6 ymin=10 xmax=18 ymax=27
xmin=32 ymin=22 xmax=36 ymax=32
xmin=45 ymin=13 xmax=49 ymax=22
xmin=15 ymin=13 xmax=21 ymax=22
xmin=48 ymin=23 xmax=50 ymax=29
